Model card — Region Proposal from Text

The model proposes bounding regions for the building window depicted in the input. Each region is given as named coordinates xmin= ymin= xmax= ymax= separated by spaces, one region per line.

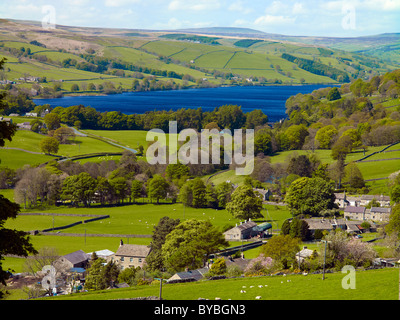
xmin=121 ymin=257 xmax=124 ymax=262
xmin=138 ymin=258 xmax=142 ymax=263
xmin=130 ymin=258 xmax=133 ymax=262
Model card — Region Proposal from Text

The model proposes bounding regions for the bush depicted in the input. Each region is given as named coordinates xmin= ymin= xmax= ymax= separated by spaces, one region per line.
xmin=244 ymin=254 xmax=275 ymax=276
xmin=226 ymin=265 xmax=243 ymax=278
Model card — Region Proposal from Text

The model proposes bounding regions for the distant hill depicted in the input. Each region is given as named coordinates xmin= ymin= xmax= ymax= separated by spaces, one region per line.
xmin=0 ymin=19 xmax=399 ymax=98
xmin=178 ymin=27 xmax=269 ymax=36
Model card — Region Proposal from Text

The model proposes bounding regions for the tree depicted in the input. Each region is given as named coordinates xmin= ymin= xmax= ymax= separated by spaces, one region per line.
xmin=217 ymin=105 xmax=246 ymax=130
xmin=245 ymin=109 xmax=268 ymax=129
xmin=85 ymin=258 xmax=119 ymax=290
xmin=209 ymin=257 xmax=227 ymax=276
xmin=23 ymin=247 xmax=60 ymax=276
xmin=326 ymin=87 xmax=341 ymax=101
xmin=191 ymin=178 xmax=207 ymax=208
xmin=0 ymin=58 xmax=17 ymax=147
xmin=343 ymin=162 xmax=365 ymax=190
xmin=44 ymin=113 xmax=61 ymax=131
xmin=285 ymin=124 xmax=309 ymax=150
xmin=109 ymin=177 xmax=129 ymax=203
xmin=259 ymin=234 xmax=301 ymax=269
xmin=286 ymin=154 xmax=313 ymax=177
xmin=323 ymin=230 xmax=375 ymax=268
xmin=162 ymin=219 xmax=228 ymax=272
xmin=179 ymin=178 xmax=207 ymax=208
xmin=215 ymin=182 xmax=234 ymax=209
xmin=226 ymin=185 xmax=263 ymax=221
xmin=282 ymin=218 xmax=311 ymax=241
xmin=331 ymin=135 xmax=353 ymax=161
xmin=148 ymin=174 xmax=169 ymax=204
xmin=0 ymin=60 xmax=30 ymax=252
xmin=385 ymin=205 xmax=400 ymax=238
xmin=53 ymin=127 xmax=75 ymax=144
xmin=70 ymin=84 xmax=80 ymax=92
xmin=118 ymin=266 xmax=139 ymax=286
xmin=390 ymin=185 xmax=400 ymax=204
xmin=62 ymin=172 xmax=97 ymax=207
xmin=146 ymin=216 xmax=180 ymax=272
xmin=131 ymin=180 xmax=143 ymax=203
xmin=329 ymin=158 xmax=346 ymax=189
xmin=315 ymin=125 xmax=338 ymax=149
xmin=96 ymin=177 xmax=114 ymax=205
xmin=39 ymin=137 xmax=59 ymax=155
xmin=0 ymin=195 xmax=37 ymax=297
xmin=284 ymin=177 xmax=336 ymax=217
xmin=254 ymin=130 xmax=272 ymax=155
xmin=166 ymin=162 xmax=189 ymax=181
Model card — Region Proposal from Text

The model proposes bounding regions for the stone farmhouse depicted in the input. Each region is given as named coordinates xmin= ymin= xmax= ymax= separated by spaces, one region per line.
xmin=343 ymin=206 xmax=392 ymax=222
xmin=223 ymin=220 xmax=257 ymax=241
xmin=304 ymin=218 xmax=376 ymax=236
xmin=108 ymin=240 xmax=151 ymax=270
xmin=335 ymin=193 xmax=391 ymax=208
xmin=54 ymin=250 xmax=90 ymax=272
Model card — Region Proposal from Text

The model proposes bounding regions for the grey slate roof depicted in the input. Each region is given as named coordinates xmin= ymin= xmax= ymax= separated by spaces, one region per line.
xmin=115 ymin=244 xmax=151 ymax=258
xmin=235 ymin=221 xmax=257 ymax=231
xmin=64 ymin=250 xmax=90 ymax=265
xmin=370 ymin=207 xmax=391 ymax=213
xmin=344 ymin=206 xmax=365 ymax=213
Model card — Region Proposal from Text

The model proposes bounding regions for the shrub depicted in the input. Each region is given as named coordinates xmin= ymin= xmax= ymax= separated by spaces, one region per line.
xmin=244 ymin=254 xmax=275 ymax=276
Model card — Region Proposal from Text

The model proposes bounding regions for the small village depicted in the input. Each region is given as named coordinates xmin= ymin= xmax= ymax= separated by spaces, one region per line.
xmin=5 ymin=189 xmax=398 ymax=298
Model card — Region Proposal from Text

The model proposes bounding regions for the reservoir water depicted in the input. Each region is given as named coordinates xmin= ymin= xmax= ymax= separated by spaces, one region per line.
xmin=34 ymin=85 xmax=334 ymax=123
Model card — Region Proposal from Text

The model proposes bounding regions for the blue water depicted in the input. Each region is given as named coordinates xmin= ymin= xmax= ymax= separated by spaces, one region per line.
xmin=34 ymin=85 xmax=334 ymax=123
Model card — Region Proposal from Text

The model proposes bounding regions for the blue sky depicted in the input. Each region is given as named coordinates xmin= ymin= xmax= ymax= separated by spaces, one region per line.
xmin=1 ymin=0 xmax=399 ymax=37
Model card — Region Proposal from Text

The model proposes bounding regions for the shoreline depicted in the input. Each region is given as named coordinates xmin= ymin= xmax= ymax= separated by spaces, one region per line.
xmin=33 ymin=82 xmax=341 ymax=100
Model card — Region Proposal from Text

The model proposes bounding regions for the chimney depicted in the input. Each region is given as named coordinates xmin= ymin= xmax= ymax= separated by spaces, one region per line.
xmin=120 ymin=239 xmax=124 ymax=247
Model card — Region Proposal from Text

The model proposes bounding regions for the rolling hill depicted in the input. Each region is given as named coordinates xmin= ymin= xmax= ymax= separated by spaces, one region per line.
xmin=0 ymin=19 xmax=399 ymax=98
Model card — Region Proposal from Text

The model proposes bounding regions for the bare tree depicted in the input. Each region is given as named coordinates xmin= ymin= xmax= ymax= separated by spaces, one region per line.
xmin=23 ymin=247 xmax=61 ymax=276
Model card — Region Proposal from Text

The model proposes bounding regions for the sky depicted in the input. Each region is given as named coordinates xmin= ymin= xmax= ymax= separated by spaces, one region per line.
xmin=1 ymin=0 xmax=399 ymax=37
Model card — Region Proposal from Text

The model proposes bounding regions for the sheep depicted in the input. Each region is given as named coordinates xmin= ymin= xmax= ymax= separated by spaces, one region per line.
xmin=240 ymin=290 xmax=246 ymax=293
xmin=255 ymin=296 xmax=262 ymax=300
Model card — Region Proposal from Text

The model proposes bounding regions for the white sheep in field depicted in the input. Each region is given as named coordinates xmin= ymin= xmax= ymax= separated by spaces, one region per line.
xmin=240 ymin=290 xmax=246 ymax=293
xmin=255 ymin=296 xmax=262 ymax=300
xmin=258 ymin=285 xmax=263 ymax=288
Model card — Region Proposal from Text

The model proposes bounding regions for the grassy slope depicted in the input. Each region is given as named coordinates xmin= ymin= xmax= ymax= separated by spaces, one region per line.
xmin=3 ymin=21 xmax=396 ymax=94
xmin=2 ymin=128 xmax=124 ymax=157
xmin=45 ymin=268 xmax=398 ymax=300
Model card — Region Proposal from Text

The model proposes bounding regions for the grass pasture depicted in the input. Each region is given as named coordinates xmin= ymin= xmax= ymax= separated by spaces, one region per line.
xmin=357 ymin=159 xmax=400 ymax=181
xmin=46 ymin=268 xmax=398 ymax=300
xmin=0 ymin=148 xmax=55 ymax=169
xmin=0 ymin=198 xmax=291 ymax=275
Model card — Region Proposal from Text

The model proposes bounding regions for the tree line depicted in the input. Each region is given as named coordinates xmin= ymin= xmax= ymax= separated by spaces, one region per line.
xmin=281 ymin=53 xmax=350 ymax=82
xmin=47 ymin=104 xmax=268 ymax=132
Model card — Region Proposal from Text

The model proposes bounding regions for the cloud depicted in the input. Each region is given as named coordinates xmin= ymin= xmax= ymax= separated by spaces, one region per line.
xmin=228 ymin=1 xmax=253 ymax=14
xmin=254 ymin=14 xmax=295 ymax=26
xmin=104 ymin=0 xmax=140 ymax=7
xmin=292 ymin=2 xmax=307 ymax=15
xmin=168 ymin=0 xmax=220 ymax=11
xmin=266 ymin=1 xmax=289 ymax=15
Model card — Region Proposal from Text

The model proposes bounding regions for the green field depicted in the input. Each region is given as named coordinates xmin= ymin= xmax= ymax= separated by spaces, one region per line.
xmin=0 ymin=198 xmax=291 ymax=275
xmin=2 ymin=129 xmax=124 ymax=158
xmin=44 ymin=268 xmax=398 ymax=300
xmin=0 ymin=148 xmax=54 ymax=169
xmin=83 ymin=129 xmax=150 ymax=150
